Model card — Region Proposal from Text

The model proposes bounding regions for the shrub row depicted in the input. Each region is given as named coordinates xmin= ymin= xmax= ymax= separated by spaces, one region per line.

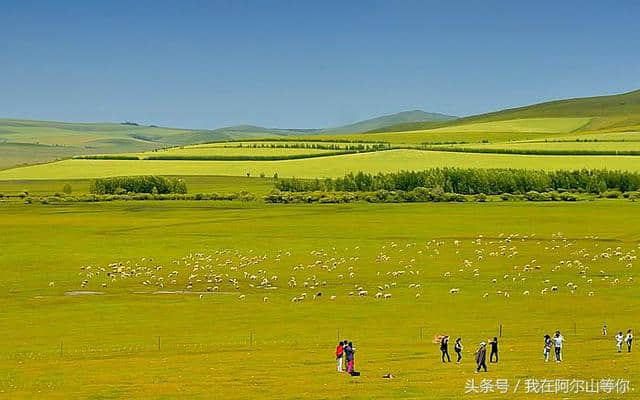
xmin=275 ymin=168 xmax=640 ymax=195
xmin=25 ymin=192 xmax=255 ymax=204
xmin=73 ymin=155 xmax=140 ymax=160
xmin=420 ymin=146 xmax=640 ymax=156
xmin=264 ymin=188 xmax=586 ymax=204
xmin=229 ymin=142 xmax=389 ymax=151
xmin=89 ymin=176 xmax=187 ymax=194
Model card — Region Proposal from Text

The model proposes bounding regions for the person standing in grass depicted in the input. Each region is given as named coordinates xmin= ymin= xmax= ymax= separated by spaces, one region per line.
xmin=603 ymin=323 xmax=608 ymax=337
xmin=345 ymin=342 xmax=355 ymax=374
xmin=440 ymin=335 xmax=451 ymax=363
xmin=454 ymin=337 xmax=463 ymax=363
xmin=475 ymin=342 xmax=487 ymax=372
xmin=543 ymin=334 xmax=552 ymax=362
xmin=342 ymin=339 xmax=348 ymax=371
xmin=489 ymin=337 xmax=499 ymax=363
xmin=336 ymin=341 xmax=344 ymax=372
xmin=616 ymin=331 xmax=624 ymax=353
xmin=626 ymin=329 xmax=633 ymax=352
xmin=553 ymin=331 xmax=564 ymax=362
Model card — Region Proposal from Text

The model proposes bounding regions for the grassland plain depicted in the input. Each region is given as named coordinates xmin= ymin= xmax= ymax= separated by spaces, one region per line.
xmin=4 ymin=150 xmax=640 ymax=181
xmin=0 ymin=200 xmax=638 ymax=399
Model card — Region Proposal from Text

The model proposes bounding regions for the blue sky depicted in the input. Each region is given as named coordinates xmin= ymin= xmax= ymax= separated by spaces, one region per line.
xmin=1 ymin=0 xmax=639 ymax=129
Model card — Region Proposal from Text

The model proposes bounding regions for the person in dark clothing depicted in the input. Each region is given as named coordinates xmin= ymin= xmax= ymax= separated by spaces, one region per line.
xmin=543 ymin=334 xmax=552 ymax=362
xmin=475 ymin=342 xmax=487 ymax=372
xmin=454 ymin=337 xmax=463 ymax=363
xmin=440 ymin=335 xmax=451 ymax=362
xmin=345 ymin=342 xmax=355 ymax=373
xmin=489 ymin=337 xmax=499 ymax=363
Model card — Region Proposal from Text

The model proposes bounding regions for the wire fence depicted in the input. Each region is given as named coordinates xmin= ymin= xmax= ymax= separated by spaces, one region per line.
xmin=0 ymin=320 xmax=610 ymax=363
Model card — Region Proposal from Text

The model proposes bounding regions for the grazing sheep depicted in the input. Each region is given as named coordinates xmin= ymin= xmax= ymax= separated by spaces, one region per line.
xmin=238 ymin=294 xmax=246 ymax=300
xmin=330 ymin=295 xmax=336 ymax=300
xmin=375 ymin=292 xmax=383 ymax=299
xmin=523 ymin=290 xmax=530 ymax=295
xmin=449 ymin=288 xmax=460 ymax=294
xmin=358 ymin=290 xmax=368 ymax=296
xmin=383 ymin=293 xmax=392 ymax=299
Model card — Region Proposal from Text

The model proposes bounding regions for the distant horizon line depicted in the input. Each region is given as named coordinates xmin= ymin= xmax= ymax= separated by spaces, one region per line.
xmin=2 ymin=87 xmax=638 ymax=131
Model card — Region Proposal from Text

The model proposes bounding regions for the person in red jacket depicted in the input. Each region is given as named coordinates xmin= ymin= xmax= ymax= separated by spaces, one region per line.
xmin=336 ymin=341 xmax=344 ymax=372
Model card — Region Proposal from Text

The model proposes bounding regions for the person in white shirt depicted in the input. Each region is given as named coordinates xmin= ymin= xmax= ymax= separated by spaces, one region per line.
xmin=616 ymin=332 xmax=624 ymax=353
xmin=625 ymin=329 xmax=633 ymax=353
xmin=603 ymin=323 xmax=607 ymax=336
xmin=553 ymin=331 xmax=564 ymax=362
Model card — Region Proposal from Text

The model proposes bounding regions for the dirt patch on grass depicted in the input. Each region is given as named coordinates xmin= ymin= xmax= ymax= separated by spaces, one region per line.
xmin=64 ymin=291 xmax=104 ymax=296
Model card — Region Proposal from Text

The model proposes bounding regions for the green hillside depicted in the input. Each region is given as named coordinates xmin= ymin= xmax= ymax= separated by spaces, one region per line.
xmin=372 ymin=89 xmax=640 ymax=133
xmin=317 ymin=110 xmax=456 ymax=134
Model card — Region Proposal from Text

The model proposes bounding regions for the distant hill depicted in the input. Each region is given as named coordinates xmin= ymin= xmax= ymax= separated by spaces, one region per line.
xmin=372 ymin=89 xmax=640 ymax=133
xmin=160 ymin=110 xmax=457 ymax=143
xmin=317 ymin=110 xmax=456 ymax=134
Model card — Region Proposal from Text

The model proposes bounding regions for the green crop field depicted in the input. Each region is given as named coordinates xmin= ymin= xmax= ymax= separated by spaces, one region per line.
xmin=0 ymin=200 xmax=638 ymax=399
xmin=422 ymin=118 xmax=592 ymax=134
xmin=137 ymin=146 xmax=338 ymax=158
xmin=306 ymin=131 xmax=564 ymax=145
xmin=4 ymin=150 xmax=640 ymax=181
xmin=445 ymin=141 xmax=640 ymax=153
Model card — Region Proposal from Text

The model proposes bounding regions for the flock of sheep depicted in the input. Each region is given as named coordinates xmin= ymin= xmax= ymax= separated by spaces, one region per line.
xmin=67 ymin=232 xmax=637 ymax=303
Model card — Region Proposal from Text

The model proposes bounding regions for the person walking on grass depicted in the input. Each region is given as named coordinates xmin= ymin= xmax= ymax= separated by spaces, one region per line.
xmin=489 ymin=337 xmax=499 ymax=363
xmin=336 ymin=341 xmax=344 ymax=372
xmin=616 ymin=331 xmax=624 ymax=353
xmin=553 ymin=331 xmax=564 ymax=362
xmin=626 ymin=329 xmax=633 ymax=352
xmin=475 ymin=342 xmax=487 ymax=372
xmin=603 ymin=323 xmax=608 ymax=337
xmin=440 ymin=335 xmax=451 ymax=363
xmin=543 ymin=334 xmax=552 ymax=362
xmin=454 ymin=337 xmax=463 ymax=363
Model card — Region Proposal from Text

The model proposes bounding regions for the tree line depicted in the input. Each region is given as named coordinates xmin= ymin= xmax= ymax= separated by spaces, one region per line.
xmin=274 ymin=168 xmax=640 ymax=195
xmin=89 ymin=176 xmax=187 ymax=194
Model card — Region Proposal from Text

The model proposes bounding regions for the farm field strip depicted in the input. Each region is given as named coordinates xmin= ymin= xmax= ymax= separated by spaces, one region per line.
xmin=4 ymin=150 xmax=640 ymax=181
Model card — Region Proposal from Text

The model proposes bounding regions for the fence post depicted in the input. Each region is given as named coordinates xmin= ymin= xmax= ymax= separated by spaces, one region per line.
xmin=250 ymin=331 xmax=253 ymax=348
xmin=60 ymin=340 xmax=63 ymax=356
xmin=337 ymin=329 xmax=340 ymax=342
xmin=420 ymin=326 xmax=423 ymax=340
xmin=158 ymin=336 xmax=161 ymax=351
xmin=499 ymin=324 xmax=503 ymax=338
